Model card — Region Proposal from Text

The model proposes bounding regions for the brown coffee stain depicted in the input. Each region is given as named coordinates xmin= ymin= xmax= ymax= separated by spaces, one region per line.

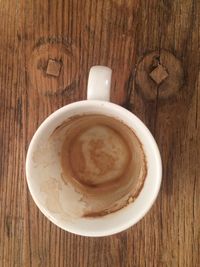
xmin=68 ymin=124 xmax=132 ymax=188
xmin=51 ymin=114 xmax=147 ymax=217
xmin=50 ymin=115 xmax=81 ymax=137
xmin=89 ymin=139 xmax=116 ymax=176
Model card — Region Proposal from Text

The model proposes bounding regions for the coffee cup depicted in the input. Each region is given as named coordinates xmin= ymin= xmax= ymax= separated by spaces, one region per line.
xmin=26 ymin=66 xmax=162 ymax=237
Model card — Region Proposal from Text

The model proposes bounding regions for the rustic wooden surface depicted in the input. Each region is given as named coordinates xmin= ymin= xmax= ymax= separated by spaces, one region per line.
xmin=0 ymin=0 xmax=199 ymax=266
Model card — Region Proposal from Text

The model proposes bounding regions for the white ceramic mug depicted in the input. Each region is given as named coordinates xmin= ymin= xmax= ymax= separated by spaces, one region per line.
xmin=26 ymin=66 xmax=162 ymax=237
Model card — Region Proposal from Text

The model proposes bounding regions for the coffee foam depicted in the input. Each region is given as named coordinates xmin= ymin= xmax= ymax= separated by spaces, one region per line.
xmin=58 ymin=114 xmax=147 ymax=217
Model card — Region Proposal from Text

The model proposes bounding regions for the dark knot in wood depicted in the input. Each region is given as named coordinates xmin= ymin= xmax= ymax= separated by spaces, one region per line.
xmin=135 ymin=50 xmax=184 ymax=100
xmin=28 ymin=39 xmax=78 ymax=96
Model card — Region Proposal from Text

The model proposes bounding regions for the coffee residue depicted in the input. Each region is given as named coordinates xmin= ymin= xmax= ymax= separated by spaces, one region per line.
xmin=52 ymin=114 xmax=147 ymax=217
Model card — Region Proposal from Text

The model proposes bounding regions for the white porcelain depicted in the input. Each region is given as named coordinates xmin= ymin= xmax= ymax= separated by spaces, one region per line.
xmin=87 ymin=66 xmax=112 ymax=101
xmin=26 ymin=66 xmax=162 ymax=237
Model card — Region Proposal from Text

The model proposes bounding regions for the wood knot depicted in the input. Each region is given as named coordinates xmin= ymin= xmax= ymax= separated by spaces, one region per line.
xmin=135 ymin=50 xmax=184 ymax=100
xmin=28 ymin=39 xmax=78 ymax=96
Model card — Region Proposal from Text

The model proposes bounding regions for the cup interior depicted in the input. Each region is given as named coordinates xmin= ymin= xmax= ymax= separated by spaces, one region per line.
xmin=26 ymin=100 xmax=162 ymax=236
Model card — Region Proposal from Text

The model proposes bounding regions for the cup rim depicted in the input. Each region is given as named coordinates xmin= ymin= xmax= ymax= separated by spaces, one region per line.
xmin=26 ymin=100 xmax=162 ymax=237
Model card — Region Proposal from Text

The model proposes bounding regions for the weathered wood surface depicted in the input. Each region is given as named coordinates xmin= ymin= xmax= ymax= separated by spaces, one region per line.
xmin=0 ymin=0 xmax=199 ymax=266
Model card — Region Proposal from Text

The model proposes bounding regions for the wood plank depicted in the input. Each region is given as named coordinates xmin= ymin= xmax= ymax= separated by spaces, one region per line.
xmin=0 ymin=1 xmax=25 ymax=266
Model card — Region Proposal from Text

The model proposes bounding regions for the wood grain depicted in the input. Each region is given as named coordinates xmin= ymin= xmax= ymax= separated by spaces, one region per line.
xmin=0 ymin=0 xmax=199 ymax=266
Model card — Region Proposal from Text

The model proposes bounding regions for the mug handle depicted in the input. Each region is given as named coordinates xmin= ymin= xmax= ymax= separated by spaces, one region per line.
xmin=87 ymin=66 xmax=112 ymax=101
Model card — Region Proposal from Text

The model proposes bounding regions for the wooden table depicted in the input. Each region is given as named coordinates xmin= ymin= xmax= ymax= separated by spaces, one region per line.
xmin=0 ymin=1 xmax=199 ymax=266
